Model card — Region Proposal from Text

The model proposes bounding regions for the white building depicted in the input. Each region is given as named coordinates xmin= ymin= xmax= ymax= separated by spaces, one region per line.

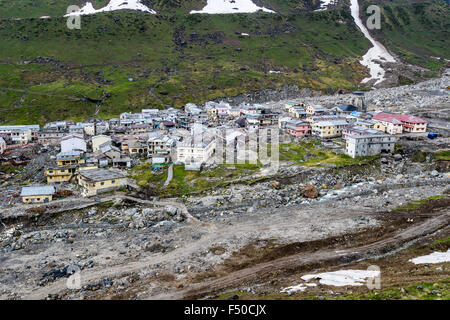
xmin=176 ymin=136 xmax=215 ymax=165
xmin=92 ymin=135 xmax=112 ymax=152
xmin=60 ymin=134 xmax=87 ymax=153
xmin=0 ymin=126 xmax=34 ymax=144
xmin=346 ymin=134 xmax=397 ymax=158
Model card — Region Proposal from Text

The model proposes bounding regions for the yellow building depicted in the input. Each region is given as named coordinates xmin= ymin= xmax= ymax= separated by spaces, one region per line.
xmin=21 ymin=186 xmax=55 ymax=203
xmin=45 ymin=164 xmax=98 ymax=184
xmin=56 ymin=151 xmax=86 ymax=167
xmin=312 ymin=120 xmax=349 ymax=138
xmin=356 ymin=120 xmax=386 ymax=132
xmin=45 ymin=165 xmax=77 ymax=184
xmin=78 ymin=168 xmax=127 ymax=197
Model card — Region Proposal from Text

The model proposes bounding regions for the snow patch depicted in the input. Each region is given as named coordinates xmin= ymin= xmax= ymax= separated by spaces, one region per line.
xmin=280 ymin=283 xmax=317 ymax=295
xmin=409 ymin=249 xmax=450 ymax=264
xmin=65 ymin=0 xmax=156 ymax=16
xmin=315 ymin=0 xmax=338 ymax=11
xmin=301 ymin=269 xmax=380 ymax=286
xmin=190 ymin=0 xmax=275 ymax=14
xmin=349 ymin=0 xmax=395 ymax=86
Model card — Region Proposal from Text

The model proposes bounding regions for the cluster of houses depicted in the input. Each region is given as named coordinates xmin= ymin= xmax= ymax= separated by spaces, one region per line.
xmin=0 ymin=91 xmax=429 ymax=204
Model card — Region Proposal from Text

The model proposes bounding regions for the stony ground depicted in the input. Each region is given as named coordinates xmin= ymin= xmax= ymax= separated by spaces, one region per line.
xmin=0 ymin=148 xmax=448 ymax=299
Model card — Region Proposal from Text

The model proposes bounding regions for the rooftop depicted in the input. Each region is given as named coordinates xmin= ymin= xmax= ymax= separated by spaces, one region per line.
xmin=21 ymin=186 xmax=55 ymax=197
xmin=79 ymin=169 xmax=125 ymax=182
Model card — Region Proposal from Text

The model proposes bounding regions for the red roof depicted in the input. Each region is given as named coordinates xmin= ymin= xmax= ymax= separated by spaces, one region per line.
xmin=373 ymin=113 xmax=427 ymax=124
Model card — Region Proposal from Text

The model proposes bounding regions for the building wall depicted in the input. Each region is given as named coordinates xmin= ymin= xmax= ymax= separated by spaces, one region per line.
xmin=312 ymin=124 xmax=346 ymax=138
xmin=346 ymin=136 xmax=396 ymax=158
xmin=61 ymin=138 xmax=87 ymax=153
xmin=22 ymin=195 xmax=53 ymax=203
xmin=79 ymin=176 xmax=127 ymax=197
xmin=92 ymin=136 xmax=111 ymax=152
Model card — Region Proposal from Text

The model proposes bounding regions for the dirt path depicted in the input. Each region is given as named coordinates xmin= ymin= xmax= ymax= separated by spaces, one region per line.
xmin=151 ymin=209 xmax=450 ymax=300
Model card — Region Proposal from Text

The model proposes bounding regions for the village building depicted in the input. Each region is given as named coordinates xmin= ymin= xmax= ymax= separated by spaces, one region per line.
xmin=373 ymin=113 xmax=428 ymax=133
xmin=60 ymin=134 xmax=87 ymax=153
xmin=0 ymin=126 xmax=33 ymax=145
xmin=342 ymin=125 xmax=384 ymax=140
xmin=38 ymin=130 xmax=67 ymax=146
xmin=311 ymin=120 xmax=348 ymax=138
xmin=278 ymin=117 xmax=292 ymax=130
xmin=45 ymin=165 xmax=77 ymax=184
xmin=91 ymin=135 xmax=112 ymax=152
xmin=372 ymin=113 xmax=404 ymax=135
xmin=56 ymin=151 xmax=86 ymax=166
xmin=68 ymin=124 xmax=84 ymax=134
xmin=20 ymin=185 xmax=55 ymax=203
xmin=176 ymin=135 xmax=215 ymax=165
xmin=306 ymin=105 xmax=327 ymax=116
xmin=346 ymin=134 xmax=397 ymax=158
xmin=78 ymin=169 xmax=127 ymax=197
xmin=354 ymin=119 xmax=386 ymax=132
xmin=148 ymin=133 xmax=174 ymax=156
xmin=290 ymin=106 xmax=307 ymax=119
xmin=330 ymin=105 xmax=359 ymax=115
xmin=126 ymin=140 xmax=149 ymax=156
xmin=285 ymin=120 xmax=311 ymax=137
xmin=112 ymin=157 xmax=132 ymax=168
xmin=127 ymin=124 xmax=152 ymax=135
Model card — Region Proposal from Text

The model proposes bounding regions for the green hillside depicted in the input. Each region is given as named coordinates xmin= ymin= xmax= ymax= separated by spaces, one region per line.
xmin=0 ymin=0 xmax=448 ymax=125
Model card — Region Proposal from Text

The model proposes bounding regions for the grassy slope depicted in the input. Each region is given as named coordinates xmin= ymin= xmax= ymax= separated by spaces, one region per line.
xmin=361 ymin=0 xmax=449 ymax=72
xmin=0 ymin=1 xmax=448 ymax=125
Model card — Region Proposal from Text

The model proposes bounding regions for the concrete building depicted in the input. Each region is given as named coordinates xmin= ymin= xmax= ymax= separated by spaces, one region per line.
xmin=311 ymin=120 xmax=348 ymax=138
xmin=38 ymin=131 xmax=67 ymax=146
xmin=176 ymin=136 xmax=215 ymax=165
xmin=306 ymin=105 xmax=327 ymax=116
xmin=147 ymin=133 xmax=174 ymax=156
xmin=56 ymin=151 xmax=85 ymax=167
xmin=20 ymin=186 xmax=55 ymax=203
xmin=373 ymin=113 xmax=428 ymax=134
xmin=60 ymin=134 xmax=87 ymax=153
xmin=285 ymin=120 xmax=311 ymax=137
xmin=92 ymin=135 xmax=112 ymax=152
xmin=78 ymin=169 xmax=127 ymax=197
xmin=45 ymin=165 xmax=77 ymax=184
xmin=0 ymin=126 xmax=33 ymax=144
xmin=346 ymin=134 xmax=397 ymax=158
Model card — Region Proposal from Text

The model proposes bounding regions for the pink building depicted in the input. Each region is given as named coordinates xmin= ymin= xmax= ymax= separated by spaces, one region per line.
xmin=373 ymin=113 xmax=428 ymax=134
xmin=285 ymin=120 xmax=311 ymax=137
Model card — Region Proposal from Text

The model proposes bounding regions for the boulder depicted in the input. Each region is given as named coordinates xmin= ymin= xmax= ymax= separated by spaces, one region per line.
xmin=301 ymin=184 xmax=319 ymax=199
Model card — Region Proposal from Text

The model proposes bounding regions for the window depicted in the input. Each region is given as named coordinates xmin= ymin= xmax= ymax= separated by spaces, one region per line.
xmin=100 ymin=182 xmax=105 ymax=186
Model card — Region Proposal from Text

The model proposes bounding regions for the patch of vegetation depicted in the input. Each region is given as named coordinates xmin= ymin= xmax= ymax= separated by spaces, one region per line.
xmin=161 ymin=163 xmax=262 ymax=197
xmin=412 ymin=150 xmax=429 ymax=162
xmin=213 ymin=278 xmax=450 ymax=300
xmin=392 ymin=195 xmax=447 ymax=212
xmin=434 ymin=150 xmax=450 ymax=161
xmin=278 ymin=141 xmax=379 ymax=167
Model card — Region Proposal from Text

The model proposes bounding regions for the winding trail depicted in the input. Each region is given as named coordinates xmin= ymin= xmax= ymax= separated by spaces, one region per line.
xmin=349 ymin=0 xmax=396 ymax=86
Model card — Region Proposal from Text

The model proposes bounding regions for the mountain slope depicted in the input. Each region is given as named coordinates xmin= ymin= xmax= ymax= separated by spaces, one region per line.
xmin=0 ymin=0 xmax=448 ymax=125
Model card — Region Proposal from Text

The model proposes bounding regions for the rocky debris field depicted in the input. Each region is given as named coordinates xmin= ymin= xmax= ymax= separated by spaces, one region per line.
xmin=267 ymin=68 xmax=450 ymax=118
xmin=0 ymin=141 xmax=449 ymax=299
